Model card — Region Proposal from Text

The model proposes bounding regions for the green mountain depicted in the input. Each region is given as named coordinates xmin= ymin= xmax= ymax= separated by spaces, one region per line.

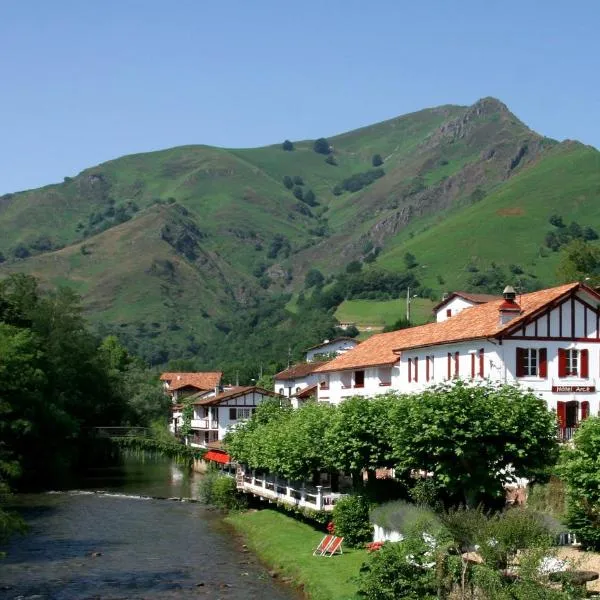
xmin=1 ymin=97 xmax=598 ymax=369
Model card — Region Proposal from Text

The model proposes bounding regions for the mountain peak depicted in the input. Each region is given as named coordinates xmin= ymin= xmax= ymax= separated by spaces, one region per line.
xmin=470 ymin=97 xmax=510 ymax=115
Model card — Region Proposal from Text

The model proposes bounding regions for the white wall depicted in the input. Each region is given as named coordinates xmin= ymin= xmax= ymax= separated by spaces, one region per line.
xmin=435 ymin=297 xmax=476 ymax=322
xmin=274 ymin=375 xmax=316 ymax=398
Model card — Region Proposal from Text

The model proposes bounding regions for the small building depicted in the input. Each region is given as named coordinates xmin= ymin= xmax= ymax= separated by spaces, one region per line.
xmin=160 ymin=372 xmax=223 ymax=402
xmin=305 ymin=337 xmax=359 ymax=362
xmin=433 ymin=292 xmax=501 ymax=322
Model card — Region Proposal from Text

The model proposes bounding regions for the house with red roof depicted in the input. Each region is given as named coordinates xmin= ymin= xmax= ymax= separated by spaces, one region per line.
xmin=160 ymin=371 xmax=223 ymax=402
xmin=314 ymin=282 xmax=600 ymax=441
xmin=433 ymin=291 xmax=502 ymax=322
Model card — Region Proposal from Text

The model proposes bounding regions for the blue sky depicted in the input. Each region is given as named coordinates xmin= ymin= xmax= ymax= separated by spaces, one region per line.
xmin=1 ymin=0 xmax=599 ymax=194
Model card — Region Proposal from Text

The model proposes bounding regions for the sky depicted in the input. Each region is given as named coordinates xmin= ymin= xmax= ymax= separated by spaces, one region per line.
xmin=1 ymin=0 xmax=599 ymax=194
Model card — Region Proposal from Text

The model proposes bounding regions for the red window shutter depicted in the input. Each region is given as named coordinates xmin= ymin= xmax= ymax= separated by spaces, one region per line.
xmin=454 ymin=352 xmax=459 ymax=378
xmin=515 ymin=348 xmax=525 ymax=378
xmin=408 ymin=358 xmax=412 ymax=383
xmin=557 ymin=401 xmax=566 ymax=429
xmin=447 ymin=353 xmax=451 ymax=380
xmin=558 ymin=348 xmax=567 ymax=378
xmin=471 ymin=353 xmax=475 ymax=379
xmin=426 ymin=356 xmax=430 ymax=381
xmin=414 ymin=357 xmax=418 ymax=383
xmin=478 ymin=349 xmax=484 ymax=378
xmin=581 ymin=349 xmax=589 ymax=378
xmin=581 ymin=400 xmax=590 ymax=420
xmin=539 ymin=348 xmax=547 ymax=378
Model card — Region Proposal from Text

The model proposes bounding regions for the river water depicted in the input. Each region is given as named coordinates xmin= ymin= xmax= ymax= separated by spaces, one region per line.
xmin=0 ymin=458 xmax=298 ymax=600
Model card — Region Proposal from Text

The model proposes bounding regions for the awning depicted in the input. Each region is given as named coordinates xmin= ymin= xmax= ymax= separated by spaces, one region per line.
xmin=203 ymin=450 xmax=230 ymax=464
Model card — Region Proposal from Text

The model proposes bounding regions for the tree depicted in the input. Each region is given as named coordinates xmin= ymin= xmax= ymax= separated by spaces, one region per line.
xmin=372 ymin=153 xmax=383 ymax=167
xmin=389 ymin=382 xmax=558 ymax=507
xmin=282 ymin=175 xmax=293 ymax=189
xmin=303 ymin=189 xmax=317 ymax=206
xmin=313 ymin=138 xmax=331 ymax=155
xmin=282 ymin=139 xmax=294 ymax=151
xmin=346 ymin=260 xmax=362 ymax=274
xmin=0 ymin=252 xmax=5 ymax=264
xmin=560 ymin=417 xmax=600 ymax=549
xmin=293 ymin=186 xmax=304 ymax=201
xmin=404 ymin=252 xmax=417 ymax=269
xmin=292 ymin=175 xmax=304 ymax=186
xmin=556 ymin=239 xmax=600 ymax=286
xmin=549 ymin=214 xmax=565 ymax=228
xmin=382 ymin=317 xmax=412 ymax=332
xmin=324 ymin=396 xmax=394 ymax=486
xmin=325 ymin=155 xmax=337 ymax=166
xmin=305 ymin=269 xmax=325 ymax=289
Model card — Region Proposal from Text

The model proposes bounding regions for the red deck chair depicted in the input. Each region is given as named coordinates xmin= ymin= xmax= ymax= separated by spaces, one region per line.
xmin=313 ymin=534 xmax=334 ymax=556
xmin=322 ymin=535 xmax=344 ymax=557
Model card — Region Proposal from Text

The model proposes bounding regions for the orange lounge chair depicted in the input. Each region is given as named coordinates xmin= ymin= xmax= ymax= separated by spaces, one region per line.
xmin=322 ymin=535 xmax=344 ymax=557
xmin=313 ymin=534 xmax=334 ymax=556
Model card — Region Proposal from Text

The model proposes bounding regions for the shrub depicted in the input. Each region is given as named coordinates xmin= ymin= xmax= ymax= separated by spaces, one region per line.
xmin=303 ymin=189 xmax=318 ymax=206
xmin=325 ymin=155 xmax=337 ymax=166
xmin=292 ymin=175 xmax=304 ymax=186
xmin=372 ymin=153 xmax=383 ymax=167
xmin=198 ymin=470 xmax=246 ymax=510
xmin=293 ymin=186 xmax=304 ymax=201
xmin=282 ymin=139 xmax=294 ymax=151
xmin=340 ymin=168 xmax=384 ymax=193
xmin=357 ymin=537 xmax=439 ymax=600
xmin=332 ymin=184 xmax=343 ymax=195
xmin=332 ymin=495 xmax=372 ymax=547
xmin=313 ymin=137 xmax=331 ymax=155
xmin=282 ymin=175 xmax=293 ymax=189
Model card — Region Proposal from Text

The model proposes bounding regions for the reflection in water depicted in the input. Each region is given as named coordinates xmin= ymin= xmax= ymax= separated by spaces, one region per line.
xmin=0 ymin=458 xmax=298 ymax=600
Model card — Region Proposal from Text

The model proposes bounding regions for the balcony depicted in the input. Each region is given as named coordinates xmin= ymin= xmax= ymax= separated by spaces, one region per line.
xmin=558 ymin=426 xmax=578 ymax=442
xmin=191 ymin=419 xmax=219 ymax=430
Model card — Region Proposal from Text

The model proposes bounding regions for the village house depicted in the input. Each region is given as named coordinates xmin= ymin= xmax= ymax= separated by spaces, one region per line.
xmin=161 ymin=372 xmax=223 ymax=434
xmin=305 ymin=336 xmax=359 ymax=362
xmin=314 ymin=282 xmax=600 ymax=441
xmin=273 ymin=361 xmax=327 ymax=406
xmin=187 ymin=386 xmax=283 ymax=449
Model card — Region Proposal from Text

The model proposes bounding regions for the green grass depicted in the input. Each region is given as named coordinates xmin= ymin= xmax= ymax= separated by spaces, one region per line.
xmin=226 ymin=509 xmax=367 ymax=600
xmin=335 ymin=297 xmax=435 ymax=328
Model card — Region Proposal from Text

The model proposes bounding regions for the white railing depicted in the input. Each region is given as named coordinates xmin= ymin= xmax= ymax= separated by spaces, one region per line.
xmin=236 ymin=468 xmax=346 ymax=512
xmin=190 ymin=419 xmax=219 ymax=430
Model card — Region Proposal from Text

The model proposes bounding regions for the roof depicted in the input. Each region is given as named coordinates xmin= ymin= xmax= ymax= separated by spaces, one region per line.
xmin=304 ymin=337 xmax=359 ymax=352
xmin=293 ymin=384 xmax=318 ymax=399
xmin=203 ymin=450 xmax=230 ymax=464
xmin=432 ymin=291 xmax=502 ymax=313
xmin=274 ymin=361 xmax=328 ymax=380
xmin=160 ymin=372 xmax=223 ymax=391
xmin=315 ymin=283 xmax=583 ymax=372
xmin=192 ymin=386 xmax=283 ymax=406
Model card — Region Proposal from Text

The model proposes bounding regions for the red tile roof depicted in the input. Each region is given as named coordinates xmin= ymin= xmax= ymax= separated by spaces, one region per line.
xmin=203 ymin=450 xmax=230 ymax=464
xmin=274 ymin=361 xmax=328 ymax=380
xmin=315 ymin=283 xmax=582 ymax=373
xmin=293 ymin=384 xmax=318 ymax=399
xmin=192 ymin=386 xmax=283 ymax=406
xmin=160 ymin=372 xmax=223 ymax=391
xmin=432 ymin=291 xmax=501 ymax=313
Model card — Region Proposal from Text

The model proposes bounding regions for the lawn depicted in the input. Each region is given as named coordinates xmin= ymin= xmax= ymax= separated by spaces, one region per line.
xmin=335 ymin=297 xmax=435 ymax=328
xmin=225 ymin=509 xmax=367 ymax=600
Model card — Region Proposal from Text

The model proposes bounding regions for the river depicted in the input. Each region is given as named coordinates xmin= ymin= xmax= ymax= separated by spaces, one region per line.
xmin=0 ymin=457 xmax=299 ymax=600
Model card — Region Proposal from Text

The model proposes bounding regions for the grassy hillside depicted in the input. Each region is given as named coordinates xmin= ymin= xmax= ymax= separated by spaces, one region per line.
xmin=1 ymin=97 xmax=598 ymax=368
xmin=335 ymin=297 xmax=435 ymax=328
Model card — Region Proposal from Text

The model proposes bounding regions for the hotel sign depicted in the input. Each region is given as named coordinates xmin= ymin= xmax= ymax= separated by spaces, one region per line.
xmin=552 ymin=385 xmax=596 ymax=393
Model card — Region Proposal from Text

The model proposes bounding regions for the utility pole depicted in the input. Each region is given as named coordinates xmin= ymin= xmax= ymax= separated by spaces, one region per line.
xmin=287 ymin=345 xmax=292 ymax=368
xmin=406 ymin=286 xmax=411 ymax=322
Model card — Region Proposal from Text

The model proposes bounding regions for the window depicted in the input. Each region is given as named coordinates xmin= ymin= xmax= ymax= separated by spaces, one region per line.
xmin=229 ymin=408 xmax=252 ymax=421
xmin=378 ymin=367 xmax=392 ymax=386
xmin=279 ymin=387 xmax=285 ymax=395
xmin=446 ymin=309 xmax=452 ymax=318
xmin=319 ymin=376 xmax=330 ymax=390
xmin=558 ymin=348 xmax=588 ymax=378
xmin=425 ymin=355 xmax=434 ymax=382
xmin=354 ymin=370 xmax=365 ymax=388
xmin=341 ymin=372 xmax=352 ymax=389
xmin=516 ymin=348 xmax=547 ymax=378
xmin=295 ymin=387 xmax=301 ymax=394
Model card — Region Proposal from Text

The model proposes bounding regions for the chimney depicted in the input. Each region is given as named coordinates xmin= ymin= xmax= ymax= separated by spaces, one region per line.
xmin=498 ymin=285 xmax=521 ymax=325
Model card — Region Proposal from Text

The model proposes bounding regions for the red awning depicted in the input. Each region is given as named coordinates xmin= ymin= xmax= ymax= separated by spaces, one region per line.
xmin=203 ymin=450 xmax=230 ymax=464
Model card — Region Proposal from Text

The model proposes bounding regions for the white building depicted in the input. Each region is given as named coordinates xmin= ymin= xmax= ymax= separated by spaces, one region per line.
xmin=305 ymin=337 xmax=359 ymax=362
xmin=274 ymin=361 xmax=328 ymax=401
xmin=433 ymin=291 xmax=500 ymax=322
xmin=187 ymin=386 xmax=283 ymax=449
xmin=314 ymin=282 xmax=600 ymax=441
xmin=161 ymin=371 xmax=223 ymax=403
